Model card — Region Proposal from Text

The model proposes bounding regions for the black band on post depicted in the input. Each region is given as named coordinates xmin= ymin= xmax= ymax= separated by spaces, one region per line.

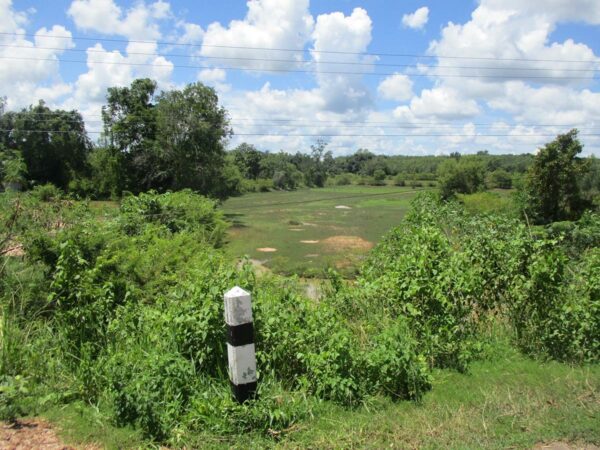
xmin=230 ymin=380 xmax=258 ymax=403
xmin=227 ymin=322 xmax=255 ymax=347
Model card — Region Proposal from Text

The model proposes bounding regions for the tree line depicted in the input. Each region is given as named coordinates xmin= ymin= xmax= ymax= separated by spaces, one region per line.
xmin=1 ymin=78 xmax=599 ymax=223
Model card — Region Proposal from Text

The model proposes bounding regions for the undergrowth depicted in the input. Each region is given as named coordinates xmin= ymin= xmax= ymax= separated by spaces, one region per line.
xmin=0 ymin=190 xmax=598 ymax=445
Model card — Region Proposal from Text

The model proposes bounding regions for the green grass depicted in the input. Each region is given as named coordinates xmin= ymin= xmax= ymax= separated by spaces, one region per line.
xmin=459 ymin=190 xmax=516 ymax=216
xmin=45 ymin=344 xmax=600 ymax=449
xmin=222 ymin=185 xmax=425 ymax=277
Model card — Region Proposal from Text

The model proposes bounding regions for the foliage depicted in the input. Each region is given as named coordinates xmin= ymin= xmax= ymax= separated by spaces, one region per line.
xmin=1 ymin=101 xmax=90 ymax=189
xmin=0 ymin=149 xmax=27 ymax=186
xmin=487 ymin=168 xmax=513 ymax=189
xmin=101 ymin=79 xmax=233 ymax=197
xmin=437 ymin=158 xmax=486 ymax=199
xmin=0 ymin=190 xmax=431 ymax=443
xmin=119 ymin=190 xmax=228 ymax=246
xmin=509 ymin=244 xmax=600 ymax=362
xmin=522 ymin=129 xmax=590 ymax=224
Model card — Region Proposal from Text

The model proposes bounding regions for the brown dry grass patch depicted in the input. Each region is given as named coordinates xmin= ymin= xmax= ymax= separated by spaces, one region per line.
xmin=322 ymin=235 xmax=374 ymax=252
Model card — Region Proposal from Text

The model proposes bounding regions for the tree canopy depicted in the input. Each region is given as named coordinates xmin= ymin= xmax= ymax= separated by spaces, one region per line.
xmin=523 ymin=129 xmax=590 ymax=224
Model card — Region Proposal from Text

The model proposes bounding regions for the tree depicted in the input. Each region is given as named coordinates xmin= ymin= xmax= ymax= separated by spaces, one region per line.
xmin=437 ymin=158 xmax=486 ymax=199
xmin=487 ymin=169 xmax=512 ymax=189
xmin=1 ymin=101 xmax=90 ymax=189
xmin=102 ymin=78 xmax=159 ymax=191
xmin=155 ymin=82 xmax=232 ymax=195
xmin=0 ymin=148 xmax=27 ymax=189
xmin=231 ymin=143 xmax=263 ymax=179
xmin=523 ymin=129 xmax=590 ymax=224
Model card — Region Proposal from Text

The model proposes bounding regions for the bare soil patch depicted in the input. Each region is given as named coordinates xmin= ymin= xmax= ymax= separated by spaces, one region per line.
xmin=2 ymin=243 xmax=24 ymax=257
xmin=335 ymin=205 xmax=352 ymax=209
xmin=533 ymin=442 xmax=599 ymax=450
xmin=289 ymin=228 xmax=304 ymax=232
xmin=256 ymin=247 xmax=277 ymax=252
xmin=300 ymin=240 xmax=319 ymax=244
xmin=305 ymin=254 xmax=319 ymax=258
xmin=0 ymin=419 xmax=98 ymax=450
xmin=322 ymin=235 xmax=374 ymax=251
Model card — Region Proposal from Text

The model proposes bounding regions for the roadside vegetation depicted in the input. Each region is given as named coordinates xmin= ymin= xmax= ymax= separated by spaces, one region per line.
xmin=1 ymin=78 xmax=599 ymax=448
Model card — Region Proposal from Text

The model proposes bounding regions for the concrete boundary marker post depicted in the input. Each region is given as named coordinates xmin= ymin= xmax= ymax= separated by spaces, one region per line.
xmin=224 ymin=286 xmax=257 ymax=403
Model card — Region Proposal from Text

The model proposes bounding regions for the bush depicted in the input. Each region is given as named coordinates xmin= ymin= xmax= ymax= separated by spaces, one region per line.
xmin=393 ymin=176 xmax=405 ymax=187
xmin=509 ymin=245 xmax=600 ymax=362
xmin=31 ymin=184 xmax=63 ymax=202
xmin=119 ymin=190 xmax=227 ymax=246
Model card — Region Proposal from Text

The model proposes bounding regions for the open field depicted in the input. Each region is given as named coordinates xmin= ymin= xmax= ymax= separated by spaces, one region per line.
xmin=222 ymin=185 xmax=426 ymax=276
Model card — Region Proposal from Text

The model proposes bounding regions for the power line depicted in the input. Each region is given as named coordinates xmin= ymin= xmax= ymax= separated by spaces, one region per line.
xmin=0 ymin=55 xmax=596 ymax=81
xmin=7 ymin=117 xmax=600 ymax=132
xmin=3 ymin=128 xmax=600 ymax=138
xmin=2 ymin=31 xmax=597 ymax=64
xmin=7 ymin=111 xmax=597 ymax=128
xmin=1 ymin=43 xmax=598 ymax=73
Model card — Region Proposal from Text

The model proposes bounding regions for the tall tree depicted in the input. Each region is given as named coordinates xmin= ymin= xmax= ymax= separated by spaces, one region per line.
xmin=1 ymin=101 xmax=90 ymax=189
xmin=102 ymin=78 xmax=159 ymax=191
xmin=155 ymin=82 xmax=232 ymax=195
xmin=523 ymin=129 xmax=589 ymax=223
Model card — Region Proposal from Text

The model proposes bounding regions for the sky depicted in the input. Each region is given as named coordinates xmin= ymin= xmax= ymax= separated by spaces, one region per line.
xmin=1 ymin=0 xmax=600 ymax=156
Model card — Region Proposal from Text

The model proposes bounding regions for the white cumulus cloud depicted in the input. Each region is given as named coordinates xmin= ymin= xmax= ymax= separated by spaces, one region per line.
xmin=402 ymin=6 xmax=429 ymax=30
xmin=200 ymin=0 xmax=314 ymax=71
xmin=377 ymin=73 xmax=413 ymax=101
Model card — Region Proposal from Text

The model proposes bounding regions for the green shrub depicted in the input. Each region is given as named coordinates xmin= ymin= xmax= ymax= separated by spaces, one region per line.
xmin=31 ymin=184 xmax=63 ymax=202
xmin=119 ymin=190 xmax=227 ymax=246
xmin=393 ymin=176 xmax=405 ymax=187
xmin=509 ymin=245 xmax=599 ymax=362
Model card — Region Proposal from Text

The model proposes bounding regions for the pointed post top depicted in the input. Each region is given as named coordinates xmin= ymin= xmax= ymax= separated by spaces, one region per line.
xmin=225 ymin=286 xmax=250 ymax=299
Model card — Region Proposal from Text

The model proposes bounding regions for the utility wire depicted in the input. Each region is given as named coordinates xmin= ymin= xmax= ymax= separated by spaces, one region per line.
xmin=6 ymin=117 xmax=599 ymax=132
xmin=7 ymin=111 xmax=598 ymax=128
xmin=2 ymin=31 xmax=597 ymax=64
xmin=0 ymin=55 xmax=597 ymax=81
xmin=2 ymin=128 xmax=599 ymax=138
xmin=1 ymin=43 xmax=598 ymax=73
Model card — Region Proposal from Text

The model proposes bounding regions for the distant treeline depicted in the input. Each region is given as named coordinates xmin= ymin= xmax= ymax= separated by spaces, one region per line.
xmin=1 ymin=78 xmax=599 ymax=206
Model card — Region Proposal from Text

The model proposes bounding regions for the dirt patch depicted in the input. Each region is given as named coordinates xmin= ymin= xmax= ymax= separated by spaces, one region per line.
xmin=322 ymin=235 xmax=374 ymax=252
xmin=256 ymin=247 xmax=277 ymax=252
xmin=300 ymin=240 xmax=319 ymax=244
xmin=305 ymin=254 xmax=319 ymax=258
xmin=335 ymin=205 xmax=351 ymax=209
xmin=2 ymin=243 xmax=24 ymax=257
xmin=302 ymin=222 xmax=318 ymax=227
xmin=0 ymin=419 xmax=98 ymax=450
xmin=289 ymin=228 xmax=304 ymax=232
xmin=533 ymin=442 xmax=599 ymax=450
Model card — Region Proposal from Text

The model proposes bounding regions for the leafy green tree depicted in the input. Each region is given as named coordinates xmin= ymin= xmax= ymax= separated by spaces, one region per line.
xmin=231 ymin=143 xmax=263 ymax=179
xmin=523 ymin=129 xmax=590 ymax=224
xmin=102 ymin=78 xmax=159 ymax=191
xmin=155 ymin=82 xmax=232 ymax=195
xmin=0 ymin=149 xmax=27 ymax=189
xmin=487 ymin=169 xmax=512 ymax=189
xmin=0 ymin=101 xmax=90 ymax=189
xmin=437 ymin=158 xmax=486 ymax=199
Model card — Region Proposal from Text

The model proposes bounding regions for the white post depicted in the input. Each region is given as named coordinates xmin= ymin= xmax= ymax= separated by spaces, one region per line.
xmin=224 ymin=286 xmax=257 ymax=403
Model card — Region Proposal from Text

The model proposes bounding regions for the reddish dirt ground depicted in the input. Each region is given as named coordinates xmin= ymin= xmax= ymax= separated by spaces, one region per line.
xmin=1 ymin=419 xmax=73 ymax=450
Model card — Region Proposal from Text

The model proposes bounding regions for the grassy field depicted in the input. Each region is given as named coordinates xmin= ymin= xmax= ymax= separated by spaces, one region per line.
xmin=222 ymin=185 xmax=425 ymax=276
xmin=43 ymin=341 xmax=600 ymax=449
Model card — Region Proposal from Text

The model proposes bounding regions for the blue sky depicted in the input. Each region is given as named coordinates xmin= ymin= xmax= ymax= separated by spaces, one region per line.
xmin=1 ymin=0 xmax=600 ymax=155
